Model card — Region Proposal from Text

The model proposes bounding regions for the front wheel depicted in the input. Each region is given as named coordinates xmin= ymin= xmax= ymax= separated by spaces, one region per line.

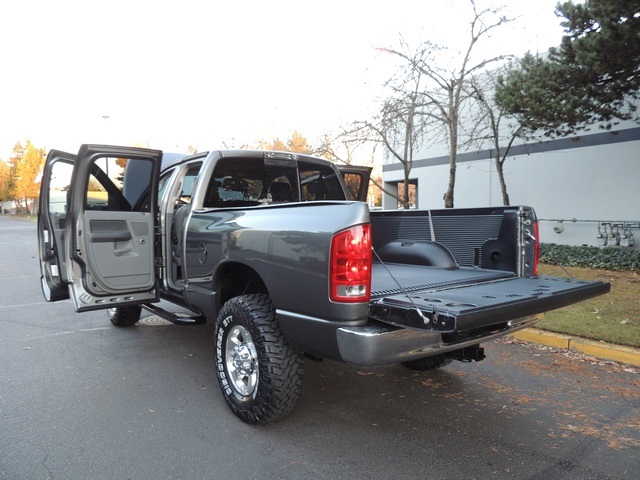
xmin=214 ymin=294 xmax=304 ymax=424
xmin=107 ymin=305 xmax=142 ymax=327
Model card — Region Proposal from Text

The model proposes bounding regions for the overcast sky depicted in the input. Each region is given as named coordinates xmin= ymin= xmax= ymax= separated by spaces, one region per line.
xmin=0 ymin=0 xmax=566 ymax=160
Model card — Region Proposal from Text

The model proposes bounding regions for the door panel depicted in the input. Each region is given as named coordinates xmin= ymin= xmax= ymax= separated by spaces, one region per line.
xmin=83 ymin=212 xmax=155 ymax=291
xmin=66 ymin=145 xmax=162 ymax=312
xmin=37 ymin=150 xmax=75 ymax=302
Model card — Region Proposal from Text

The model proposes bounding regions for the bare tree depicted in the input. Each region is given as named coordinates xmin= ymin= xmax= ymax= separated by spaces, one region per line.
xmin=314 ymin=134 xmax=380 ymax=206
xmin=336 ymin=55 xmax=438 ymax=209
xmin=466 ymin=68 xmax=522 ymax=206
xmin=315 ymin=133 xmax=365 ymax=166
xmin=380 ymin=1 xmax=511 ymax=207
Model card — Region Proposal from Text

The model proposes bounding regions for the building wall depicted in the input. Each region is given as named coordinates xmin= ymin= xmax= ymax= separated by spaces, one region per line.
xmin=382 ymin=126 xmax=640 ymax=249
xmin=2 ymin=200 xmax=15 ymax=214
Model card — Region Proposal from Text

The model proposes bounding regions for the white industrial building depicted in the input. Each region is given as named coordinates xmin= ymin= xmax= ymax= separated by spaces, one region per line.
xmin=381 ymin=121 xmax=640 ymax=250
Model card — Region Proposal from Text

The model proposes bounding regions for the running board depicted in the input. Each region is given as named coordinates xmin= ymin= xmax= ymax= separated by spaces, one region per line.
xmin=141 ymin=304 xmax=206 ymax=325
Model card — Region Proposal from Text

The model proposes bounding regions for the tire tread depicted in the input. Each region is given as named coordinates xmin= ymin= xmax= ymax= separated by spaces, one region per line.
xmin=108 ymin=305 xmax=142 ymax=327
xmin=215 ymin=294 xmax=304 ymax=423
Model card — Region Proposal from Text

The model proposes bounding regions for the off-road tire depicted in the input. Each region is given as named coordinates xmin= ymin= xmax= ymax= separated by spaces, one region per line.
xmin=107 ymin=305 xmax=142 ymax=327
xmin=401 ymin=354 xmax=452 ymax=371
xmin=214 ymin=294 xmax=304 ymax=424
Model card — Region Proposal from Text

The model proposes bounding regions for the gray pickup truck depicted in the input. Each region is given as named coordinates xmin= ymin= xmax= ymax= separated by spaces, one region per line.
xmin=38 ymin=144 xmax=609 ymax=423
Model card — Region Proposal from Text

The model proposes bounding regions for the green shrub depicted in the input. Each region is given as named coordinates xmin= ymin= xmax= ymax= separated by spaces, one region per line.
xmin=540 ymin=243 xmax=640 ymax=272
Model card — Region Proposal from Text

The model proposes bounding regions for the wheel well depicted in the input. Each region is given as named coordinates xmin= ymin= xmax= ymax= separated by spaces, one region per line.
xmin=216 ymin=262 xmax=269 ymax=309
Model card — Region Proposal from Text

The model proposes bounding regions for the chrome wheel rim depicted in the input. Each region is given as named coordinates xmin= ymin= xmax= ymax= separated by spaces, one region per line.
xmin=225 ymin=325 xmax=259 ymax=397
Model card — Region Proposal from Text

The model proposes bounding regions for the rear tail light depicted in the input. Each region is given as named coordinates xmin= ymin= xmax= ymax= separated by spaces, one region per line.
xmin=330 ymin=224 xmax=372 ymax=303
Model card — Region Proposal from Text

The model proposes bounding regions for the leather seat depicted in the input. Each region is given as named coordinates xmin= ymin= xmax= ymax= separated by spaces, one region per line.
xmin=172 ymin=205 xmax=190 ymax=265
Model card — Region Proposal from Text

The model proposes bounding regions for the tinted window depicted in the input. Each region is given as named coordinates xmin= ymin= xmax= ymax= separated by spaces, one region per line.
xmin=300 ymin=163 xmax=346 ymax=201
xmin=203 ymin=157 xmax=264 ymax=208
xmin=202 ymin=157 xmax=345 ymax=208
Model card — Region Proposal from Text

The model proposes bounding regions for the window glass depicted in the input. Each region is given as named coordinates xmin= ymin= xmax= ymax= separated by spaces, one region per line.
xmin=178 ymin=164 xmax=202 ymax=204
xmin=397 ymin=181 xmax=417 ymax=209
xmin=264 ymin=160 xmax=299 ymax=203
xmin=299 ymin=163 xmax=346 ymax=201
xmin=202 ymin=157 xmax=345 ymax=208
xmin=49 ymin=160 xmax=74 ymax=214
xmin=341 ymin=173 xmax=363 ymax=201
xmin=85 ymin=156 xmax=153 ymax=212
xmin=158 ymin=170 xmax=173 ymax=202
xmin=204 ymin=157 xmax=264 ymax=208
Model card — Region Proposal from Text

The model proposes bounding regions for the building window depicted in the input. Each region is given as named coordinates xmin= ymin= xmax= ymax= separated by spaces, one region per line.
xmin=396 ymin=180 xmax=418 ymax=209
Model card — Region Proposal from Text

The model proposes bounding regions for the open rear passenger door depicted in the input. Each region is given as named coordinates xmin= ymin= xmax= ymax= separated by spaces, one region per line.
xmin=39 ymin=144 xmax=163 ymax=312
xmin=338 ymin=165 xmax=372 ymax=202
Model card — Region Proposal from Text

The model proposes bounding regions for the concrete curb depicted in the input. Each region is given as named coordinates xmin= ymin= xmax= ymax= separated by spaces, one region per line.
xmin=511 ymin=329 xmax=640 ymax=368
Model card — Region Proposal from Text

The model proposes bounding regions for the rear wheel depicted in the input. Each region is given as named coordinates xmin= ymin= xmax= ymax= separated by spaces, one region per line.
xmin=107 ymin=305 xmax=142 ymax=327
xmin=214 ymin=294 xmax=304 ymax=424
xmin=401 ymin=354 xmax=452 ymax=371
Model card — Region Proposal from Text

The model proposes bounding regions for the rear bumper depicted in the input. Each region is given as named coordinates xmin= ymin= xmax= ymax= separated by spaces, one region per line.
xmin=336 ymin=314 xmax=543 ymax=366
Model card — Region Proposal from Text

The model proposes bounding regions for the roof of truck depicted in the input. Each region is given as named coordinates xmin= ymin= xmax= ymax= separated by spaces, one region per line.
xmin=160 ymin=150 xmax=335 ymax=172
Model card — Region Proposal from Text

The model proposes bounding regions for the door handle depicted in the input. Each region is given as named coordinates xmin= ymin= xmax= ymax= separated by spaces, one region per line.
xmin=91 ymin=231 xmax=132 ymax=242
xmin=113 ymin=246 xmax=133 ymax=256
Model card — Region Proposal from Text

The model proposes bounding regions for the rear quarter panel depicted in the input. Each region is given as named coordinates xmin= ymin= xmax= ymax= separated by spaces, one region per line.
xmin=185 ymin=201 xmax=371 ymax=322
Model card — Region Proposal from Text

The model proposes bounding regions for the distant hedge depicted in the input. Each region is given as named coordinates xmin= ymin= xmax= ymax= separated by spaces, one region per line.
xmin=539 ymin=243 xmax=640 ymax=272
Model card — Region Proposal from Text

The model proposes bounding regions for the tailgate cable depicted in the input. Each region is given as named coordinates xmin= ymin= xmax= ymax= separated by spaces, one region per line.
xmin=372 ymin=247 xmax=433 ymax=326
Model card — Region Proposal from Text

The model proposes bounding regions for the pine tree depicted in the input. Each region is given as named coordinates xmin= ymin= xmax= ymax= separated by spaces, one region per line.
xmin=496 ymin=0 xmax=640 ymax=136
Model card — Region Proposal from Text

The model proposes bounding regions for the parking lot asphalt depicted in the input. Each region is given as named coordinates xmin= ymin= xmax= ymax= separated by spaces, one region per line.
xmin=2 ymin=215 xmax=639 ymax=479
xmin=513 ymin=329 xmax=640 ymax=367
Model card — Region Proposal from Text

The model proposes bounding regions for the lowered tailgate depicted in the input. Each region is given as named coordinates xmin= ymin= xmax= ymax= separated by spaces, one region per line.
xmin=369 ymin=263 xmax=610 ymax=332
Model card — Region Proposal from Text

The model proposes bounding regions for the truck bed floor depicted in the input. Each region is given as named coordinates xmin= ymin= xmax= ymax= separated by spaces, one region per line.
xmin=371 ymin=263 xmax=515 ymax=298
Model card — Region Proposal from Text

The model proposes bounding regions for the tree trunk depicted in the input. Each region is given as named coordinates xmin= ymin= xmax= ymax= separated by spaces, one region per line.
xmin=444 ymin=159 xmax=456 ymax=208
xmin=495 ymin=159 xmax=510 ymax=206
xmin=444 ymin=131 xmax=457 ymax=208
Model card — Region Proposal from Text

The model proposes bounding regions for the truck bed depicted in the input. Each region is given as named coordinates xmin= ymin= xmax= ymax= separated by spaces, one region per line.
xmin=371 ymin=263 xmax=515 ymax=298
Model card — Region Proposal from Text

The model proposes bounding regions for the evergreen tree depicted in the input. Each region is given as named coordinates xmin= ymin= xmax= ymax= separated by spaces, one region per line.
xmin=496 ymin=0 xmax=640 ymax=136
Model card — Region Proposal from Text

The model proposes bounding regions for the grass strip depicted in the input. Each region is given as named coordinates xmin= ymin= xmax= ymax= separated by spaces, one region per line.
xmin=537 ymin=264 xmax=640 ymax=348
